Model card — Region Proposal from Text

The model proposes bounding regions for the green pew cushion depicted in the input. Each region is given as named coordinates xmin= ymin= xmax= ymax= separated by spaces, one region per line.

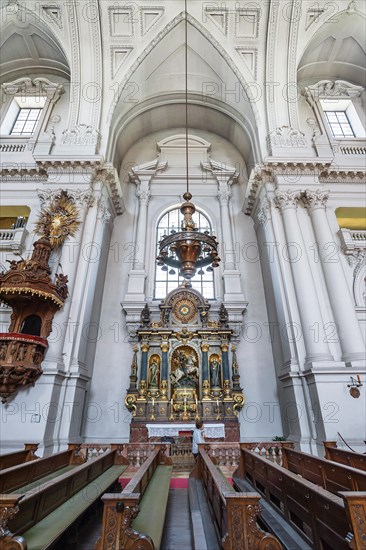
xmin=132 ymin=465 xmax=173 ymax=550
xmin=22 ymin=464 xmax=127 ymax=550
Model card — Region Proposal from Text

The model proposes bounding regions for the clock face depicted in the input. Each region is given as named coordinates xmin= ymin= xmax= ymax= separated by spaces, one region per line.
xmin=173 ymin=297 xmax=197 ymax=324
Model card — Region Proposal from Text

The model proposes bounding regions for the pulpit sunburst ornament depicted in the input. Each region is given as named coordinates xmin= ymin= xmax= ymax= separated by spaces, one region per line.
xmin=34 ymin=191 xmax=81 ymax=248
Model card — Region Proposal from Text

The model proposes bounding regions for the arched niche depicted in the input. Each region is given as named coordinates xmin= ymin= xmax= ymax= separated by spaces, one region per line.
xmin=297 ymin=12 xmax=365 ymax=87
xmin=106 ymin=15 xmax=260 ymax=171
xmin=0 ymin=17 xmax=70 ymax=83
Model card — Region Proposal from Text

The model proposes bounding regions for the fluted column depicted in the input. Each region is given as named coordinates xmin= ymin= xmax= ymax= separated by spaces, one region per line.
xmin=41 ymin=189 xmax=94 ymax=366
xmin=274 ymin=189 xmax=333 ymax=364
xmin=304 ymin=190 xmax=365 ymax=364
xmin=134 ymin=180 xmax=151 ymax=270
xmin=201 ymin=342 xmax=210 ymax=400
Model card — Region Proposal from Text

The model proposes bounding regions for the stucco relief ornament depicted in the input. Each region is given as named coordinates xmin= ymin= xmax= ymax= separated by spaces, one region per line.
xmin=34 ymin=191 xmax=81 ymax=248
xmin=257 ymin=198 xmax=271 ymax=225
xmin=61 ymin=124 xmax=100 ymax=146
xmin=98 ymin=197 xmax=112 ymax=224
xmin=268 ymin=126 xmax=307 ymax=148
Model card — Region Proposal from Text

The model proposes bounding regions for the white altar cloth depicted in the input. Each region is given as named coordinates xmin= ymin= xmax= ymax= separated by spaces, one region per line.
xmin=146 ymin=423 xmax=225 ymax=439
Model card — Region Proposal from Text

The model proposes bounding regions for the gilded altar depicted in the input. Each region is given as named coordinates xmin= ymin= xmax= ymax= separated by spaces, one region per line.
xmin=125 ymin=286 xmax=245 ymax=441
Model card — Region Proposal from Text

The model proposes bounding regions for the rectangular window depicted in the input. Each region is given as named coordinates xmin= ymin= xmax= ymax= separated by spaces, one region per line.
xmin=10 ymin=108 xmax=42 ymax=136
xmin=325 ymin=111 xmax=355 ymax=138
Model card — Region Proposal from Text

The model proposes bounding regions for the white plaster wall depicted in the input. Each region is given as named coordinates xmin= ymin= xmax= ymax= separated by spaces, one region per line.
xmin=83 ymin=128 xmax=283 ymax=442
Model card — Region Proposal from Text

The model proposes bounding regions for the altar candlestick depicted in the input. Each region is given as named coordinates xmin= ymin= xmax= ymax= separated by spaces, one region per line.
xmin=357 ymin=375 xmax=361 ymax=383
xmin=216 ymin=399 xmax=219 ymax=408
xmin=152 ymin=398 xmax=155 ymax=406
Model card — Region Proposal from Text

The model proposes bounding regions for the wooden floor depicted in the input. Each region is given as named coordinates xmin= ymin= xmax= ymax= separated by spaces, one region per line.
xmin=161 ymin=488 xmax=194 ymax=550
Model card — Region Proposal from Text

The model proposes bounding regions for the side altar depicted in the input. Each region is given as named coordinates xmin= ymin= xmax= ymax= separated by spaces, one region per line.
xmin=124 ymin=287 xmax=245 ymax=442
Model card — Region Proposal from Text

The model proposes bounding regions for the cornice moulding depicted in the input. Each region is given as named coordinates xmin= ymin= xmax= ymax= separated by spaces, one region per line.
xmin=243 ymin=162 xmax=366 ymax=215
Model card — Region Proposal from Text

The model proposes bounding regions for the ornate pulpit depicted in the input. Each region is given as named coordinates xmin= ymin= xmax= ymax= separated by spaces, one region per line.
xmin=125 ymin=286 xmax=245 ymax=441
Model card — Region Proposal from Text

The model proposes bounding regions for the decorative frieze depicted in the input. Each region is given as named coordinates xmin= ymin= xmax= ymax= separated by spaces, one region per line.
xmin=268 ymin=126 xmax=307 ymax=149
xmin=61 ymin=125 xmax=100 ymax=147
xmin=305 ymin=80 xmax=363 ymax=102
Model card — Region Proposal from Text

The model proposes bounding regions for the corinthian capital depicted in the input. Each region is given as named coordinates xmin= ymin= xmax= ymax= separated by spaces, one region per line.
xmin=217 ymin=188 xmax=231 ymax=204
xmin=273 ymin=189 xmax=301 ymax=210
xmin=68 ymin=189 xmax=94 ymax=208
xmin=303 ymin=189 xmax=329 ymax=211
xmin=37 ymin=188 xmax=93 ymax=209
xmin=137 ymin=188 xmax=151 ymax=204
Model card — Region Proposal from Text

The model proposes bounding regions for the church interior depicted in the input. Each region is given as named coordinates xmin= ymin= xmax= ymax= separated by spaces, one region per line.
xmin=0 ymin=0 xmax=365 ymax=548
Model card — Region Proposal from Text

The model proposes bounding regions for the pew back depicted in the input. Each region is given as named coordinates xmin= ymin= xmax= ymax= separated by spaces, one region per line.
xmin=239 ymin=448 xmax=351 ymax=550
xmin=282 ymin=447 xmax=366 ymax=493
xmin=0 ymin=450 xmax=73 ymax=493
xmin=0 ymin=444 xmax=39 ymax=470
xmin=324 ymin=442 xmax=366 ymax=471
xmin=9 ymin=450 xmax=116 ymax=535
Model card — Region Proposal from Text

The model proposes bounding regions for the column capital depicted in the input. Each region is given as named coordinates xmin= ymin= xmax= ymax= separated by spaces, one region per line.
xmin=221 ymin=343 xmax=229 ymax=352
xmin=136 ymin=186 xmax=151 ymax=205
xmin=160 ymin=342 xmax=169 ymax=353
xmin=201 ymin=342 xmax=210 ymax=352
xmin=303 ymin=189 xmax=329 ymax=212
xmin=217 ymin=188 xmax=231 ymax=205
xmin=273 ymin=189 xmax=301 ymax=210
xmin=141 ymin=343 xmax=149 ymax=353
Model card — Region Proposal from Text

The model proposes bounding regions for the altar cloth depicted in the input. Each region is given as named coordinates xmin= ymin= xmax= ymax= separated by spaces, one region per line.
xmin=146 ymin=423 xmax=225 ymax=439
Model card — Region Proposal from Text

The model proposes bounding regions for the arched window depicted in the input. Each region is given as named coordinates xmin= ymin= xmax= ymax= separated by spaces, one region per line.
xmin=154 ymin=207 xmax=215 ymax=300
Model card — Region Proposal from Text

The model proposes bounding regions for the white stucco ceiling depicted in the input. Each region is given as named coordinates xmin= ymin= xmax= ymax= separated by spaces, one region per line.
xmin=297 ymin=13 xmax=366 ymax=86
xmin=108 ymin=20 xmax=260 ymax=169
xmin=0 ymin=21 xmax=70 ymax=82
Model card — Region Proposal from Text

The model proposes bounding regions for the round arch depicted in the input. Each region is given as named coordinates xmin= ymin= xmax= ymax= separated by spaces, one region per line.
xmin=0 ymin=6 xmax=70 ymax=82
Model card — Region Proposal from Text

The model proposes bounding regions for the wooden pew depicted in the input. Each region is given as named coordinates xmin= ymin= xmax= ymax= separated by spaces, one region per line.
xmin=96 ymin=444 xmax=173 ymax=550
xmin=0 ymin=444 xmax=84 ymax=494
xmin=0 ymin=444 xmax=39 ymax=470
xmin=281 ymin=446 xmax=366 ymax=493
xmin=190 ymin=447 xmax=282 ymax=550
xmin=324 ymin=441 xmax=366 ymax=471
xmin=1 ymin=448 xmax=127 ymax=550
xmin=235 ymin=447 xmax=361 ymax=550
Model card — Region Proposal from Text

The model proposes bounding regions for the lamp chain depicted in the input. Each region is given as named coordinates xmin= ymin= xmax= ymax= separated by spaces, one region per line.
xmin=185 ymin=0 xmax=189 ymax=197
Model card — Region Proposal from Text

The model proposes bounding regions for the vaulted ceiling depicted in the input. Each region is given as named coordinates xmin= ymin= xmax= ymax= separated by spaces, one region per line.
xmin=298 ymin=13 xmax=365 ymax=86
